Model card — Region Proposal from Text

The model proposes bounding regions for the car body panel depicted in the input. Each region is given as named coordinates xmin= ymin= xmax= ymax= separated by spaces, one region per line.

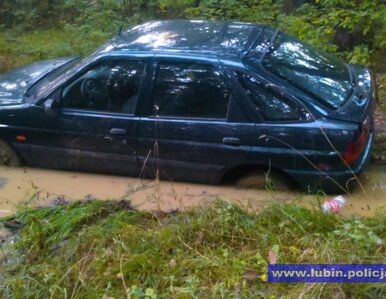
xmin=286 ymin=131 xmax=374 ymax=192
xmin=113 ymin=20 xmax=261 ymax=59
xmin=30 ymin=109 xmax=139 ymax=175
xmin=137 ymin=117 xmax=255 ymax=183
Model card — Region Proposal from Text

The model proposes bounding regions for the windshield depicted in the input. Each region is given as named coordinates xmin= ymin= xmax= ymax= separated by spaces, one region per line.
xmin=25 ymin=57 xmax=81 ymax=99
xmin=246 ymin=30 xmax=353 ymax=109
xmin=28 ymin=38 xmax=121 ymax=101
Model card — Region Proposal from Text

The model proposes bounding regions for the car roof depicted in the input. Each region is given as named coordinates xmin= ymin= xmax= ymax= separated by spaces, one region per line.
xmin=97 ymin=20 xmax=263 ymax=60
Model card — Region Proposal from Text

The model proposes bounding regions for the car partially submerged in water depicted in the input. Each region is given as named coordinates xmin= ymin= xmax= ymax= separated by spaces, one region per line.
xmin=0 ymin=20 xmax=375 ymax=193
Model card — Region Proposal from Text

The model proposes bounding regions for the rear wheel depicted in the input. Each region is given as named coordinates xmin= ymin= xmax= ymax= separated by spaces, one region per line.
xmin=0 ymin=140 xmax=21 ymax=167
xmin=236 ymin=170 xmax=292 ymax=191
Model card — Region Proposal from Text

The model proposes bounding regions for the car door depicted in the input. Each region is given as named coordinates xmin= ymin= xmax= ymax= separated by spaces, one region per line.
xmin=29 ymin=57 xmax=149 ymax=175
xmin=233 ymin=70 xmax=319 ymax=172
xmin=136 ymin=58 xmax=255 ymax=184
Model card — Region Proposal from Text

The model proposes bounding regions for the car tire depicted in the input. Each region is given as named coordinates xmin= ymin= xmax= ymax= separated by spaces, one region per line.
xmin=0 ymin=140 xmax=21 ymax=167
xmin=236 ymin=170 xmax=291 ymax=191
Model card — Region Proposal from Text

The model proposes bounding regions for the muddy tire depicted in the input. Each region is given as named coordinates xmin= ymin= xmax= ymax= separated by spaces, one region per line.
xmin=236 ymin=170 xmax=292 ymax=191
xmin=0 ymin=140 xmax=21 ymax=167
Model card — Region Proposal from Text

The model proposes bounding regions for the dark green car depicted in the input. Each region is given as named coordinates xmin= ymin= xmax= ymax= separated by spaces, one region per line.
xmin=0 ymin=20 xmax=376 ymax=193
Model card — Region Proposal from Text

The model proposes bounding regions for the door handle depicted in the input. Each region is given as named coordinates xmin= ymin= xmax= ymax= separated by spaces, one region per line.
xmin=110 ymin=128 xmax=127 ymax=136
xmin=222 ymin=137 xmax=241 ymax=146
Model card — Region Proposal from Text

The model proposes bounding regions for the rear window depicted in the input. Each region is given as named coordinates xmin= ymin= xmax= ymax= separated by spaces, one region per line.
xmin=246 ymin=30 xmax=353 ymax=109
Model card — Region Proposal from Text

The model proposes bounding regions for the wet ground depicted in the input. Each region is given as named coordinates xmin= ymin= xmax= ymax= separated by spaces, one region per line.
xmin=0 ymin=164 xmax=385 ymax=265
xmin=0 ymin=164 xmax=385 ymax=219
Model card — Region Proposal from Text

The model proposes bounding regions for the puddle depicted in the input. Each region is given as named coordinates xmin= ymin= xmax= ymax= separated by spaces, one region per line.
xmin=0 ymin=166 xmax=291 ymax=216
xmin=297 ymin=165 xmax=386 ymax=217
xmin=0 ymin=165 xmax=385 ymax=218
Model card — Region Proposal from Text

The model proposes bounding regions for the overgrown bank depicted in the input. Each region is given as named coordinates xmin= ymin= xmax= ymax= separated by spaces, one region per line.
xmin=1 ymin=200 xmax=385 ymax=298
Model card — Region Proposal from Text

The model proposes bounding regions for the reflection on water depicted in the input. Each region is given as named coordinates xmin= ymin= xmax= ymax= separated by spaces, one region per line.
xmin=0 ymin=165 xmax=385 ymax=218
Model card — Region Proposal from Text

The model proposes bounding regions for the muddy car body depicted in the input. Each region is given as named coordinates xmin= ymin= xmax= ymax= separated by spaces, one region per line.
xmin=0 ymin=20 xmax=375 ymax=192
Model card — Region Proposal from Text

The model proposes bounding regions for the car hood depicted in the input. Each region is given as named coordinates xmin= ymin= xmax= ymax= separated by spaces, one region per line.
xmin=0 ymin=57 xmax=75 ymax=106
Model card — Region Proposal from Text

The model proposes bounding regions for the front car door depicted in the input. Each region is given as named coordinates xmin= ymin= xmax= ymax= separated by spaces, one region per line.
xmin=29 ymin=57 xmax=149 ymax=175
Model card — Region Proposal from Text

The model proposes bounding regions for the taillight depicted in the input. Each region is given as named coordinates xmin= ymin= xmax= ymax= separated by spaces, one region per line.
xmin=343 ymin=117 xmax=370 ymax=165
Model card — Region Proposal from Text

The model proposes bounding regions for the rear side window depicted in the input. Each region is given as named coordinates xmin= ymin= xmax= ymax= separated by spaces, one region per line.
xmin=236 ymin=72 xmax=308 ymax=121
xmin=152 ymin=62 xmax=230 ymax=119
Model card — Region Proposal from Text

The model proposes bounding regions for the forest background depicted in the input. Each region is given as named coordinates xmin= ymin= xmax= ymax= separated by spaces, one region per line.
xmin=0 ymin=0 xmax=385 ymax=74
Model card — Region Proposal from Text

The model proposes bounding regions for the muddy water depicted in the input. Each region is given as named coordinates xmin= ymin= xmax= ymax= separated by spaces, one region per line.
xmin=0 ymin=165 xmax=385 ymax=218
xmin=299 ymin=165 xmax=386 ymax=216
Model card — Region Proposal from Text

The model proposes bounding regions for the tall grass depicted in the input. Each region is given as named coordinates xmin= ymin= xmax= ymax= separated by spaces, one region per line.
xmin=1 ymin=200 xmax=385 ymax=298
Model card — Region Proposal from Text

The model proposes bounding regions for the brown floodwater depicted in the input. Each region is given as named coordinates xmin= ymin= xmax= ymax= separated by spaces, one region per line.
xmin=0 ymin=165 xmax=385 ymax=218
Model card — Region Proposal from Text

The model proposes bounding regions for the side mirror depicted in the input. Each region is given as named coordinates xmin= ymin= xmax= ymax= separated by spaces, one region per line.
xmin=44 ymin=99 xmax=59 ymax=116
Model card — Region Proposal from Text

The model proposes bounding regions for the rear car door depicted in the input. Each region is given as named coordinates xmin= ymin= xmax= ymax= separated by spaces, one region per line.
xmin=30 ymin=57 xmax=149 ymax=175
xmin=233 ymin=70 xmax=328 ymax=175
xmin=136 ymin=58 xmax=255 ymax=183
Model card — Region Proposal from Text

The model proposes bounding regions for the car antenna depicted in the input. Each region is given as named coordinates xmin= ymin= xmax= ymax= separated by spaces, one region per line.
xmin=118 ymin=24 xmax=124 ymax=36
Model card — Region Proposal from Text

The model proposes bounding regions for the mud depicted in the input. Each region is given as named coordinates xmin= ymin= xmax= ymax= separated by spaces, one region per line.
xmin=0 ymin=165 xmax=385 ymax=218
xmin=0 ymin=166 xmax=291 ymax=216
xmin=299 ymin=165 xmax=386 ymax=217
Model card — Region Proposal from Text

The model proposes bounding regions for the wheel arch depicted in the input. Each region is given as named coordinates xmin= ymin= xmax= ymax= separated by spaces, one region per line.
xmin=0 ymin=139 xmax=23 ymax=166
xmin=221 ymin=163 xmax=299 ymax=188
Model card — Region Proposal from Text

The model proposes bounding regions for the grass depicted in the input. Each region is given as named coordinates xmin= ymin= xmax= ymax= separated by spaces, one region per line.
xmin=0 ymin=199 xmax=385 ymax=298
xmin=0 ymin=27 xmax=112 ymax=73
xmin=0 ymin=30 xmax=69 ymax=72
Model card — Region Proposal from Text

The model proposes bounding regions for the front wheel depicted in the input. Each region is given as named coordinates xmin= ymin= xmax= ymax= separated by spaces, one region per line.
xmin=0 ymin=140 xmax=21 ymax=167
xmin=236 ymin=170 xmax=292 ymax=191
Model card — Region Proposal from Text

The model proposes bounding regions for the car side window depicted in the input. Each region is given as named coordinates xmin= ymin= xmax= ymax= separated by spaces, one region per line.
xmin=62 ymin=60 xmax=144 ymax=114
xmin=152 ymin=62 xmax=230 ymax=119
xmin=236 ymin=72 xmax=308 ymax=121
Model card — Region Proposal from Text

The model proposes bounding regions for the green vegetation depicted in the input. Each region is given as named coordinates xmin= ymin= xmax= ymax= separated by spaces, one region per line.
xmin=1 ymin=200 xmax=385 ymax=298
xmin=0 ymin=0 xmax=385 ymax=73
